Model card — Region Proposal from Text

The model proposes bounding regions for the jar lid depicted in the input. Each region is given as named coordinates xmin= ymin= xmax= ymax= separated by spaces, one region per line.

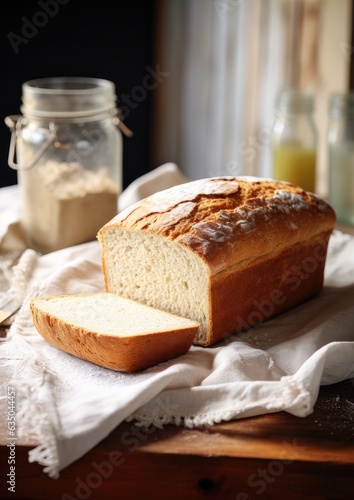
xmin=328 ymin=92 xmax=354 ymax=116
xmin=21 ymin=77 xmax=117 ymax=119
xmin=275 ymin=88 xmax=315 ymax=113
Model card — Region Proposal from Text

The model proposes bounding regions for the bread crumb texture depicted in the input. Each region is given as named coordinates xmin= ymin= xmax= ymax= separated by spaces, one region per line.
xmin=97 ymin=177 xmax=335 ymax=345
xmin=30 ymin=294 xmax=199 ymax=372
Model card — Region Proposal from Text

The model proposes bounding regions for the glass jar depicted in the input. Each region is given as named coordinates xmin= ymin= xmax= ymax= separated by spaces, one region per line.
xmin=271 ymin=88 xmax=317 ymax=192
xmin=5 ymin=77 xmax=127 ymax=253
xmin=327 ymin=92 xmax=354 ymax=225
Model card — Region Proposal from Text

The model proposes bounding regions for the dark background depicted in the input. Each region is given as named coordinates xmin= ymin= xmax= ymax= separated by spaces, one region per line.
xmin=0 ymin=0 xmax=157 ymax=188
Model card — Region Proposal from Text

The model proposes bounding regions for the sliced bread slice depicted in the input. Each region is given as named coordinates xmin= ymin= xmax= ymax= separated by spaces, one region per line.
xmin=30 ymin=293 xmax=199 ymax=372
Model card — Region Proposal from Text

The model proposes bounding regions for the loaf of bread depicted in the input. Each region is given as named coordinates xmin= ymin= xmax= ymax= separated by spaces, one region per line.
xmin=97 ymin=176 xmax=336 ymax=347
xmin=30 ymin=293 xmax=199 ymax=372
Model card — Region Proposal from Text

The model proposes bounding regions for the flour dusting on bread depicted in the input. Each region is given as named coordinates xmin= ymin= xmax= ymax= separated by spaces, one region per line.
xmin=98 ymin=176 xmax=336 ymax=346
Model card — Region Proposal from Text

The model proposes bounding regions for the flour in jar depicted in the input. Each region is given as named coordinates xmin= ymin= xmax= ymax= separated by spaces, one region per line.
xmin=19 ymin=160 xmax=119 ymax=253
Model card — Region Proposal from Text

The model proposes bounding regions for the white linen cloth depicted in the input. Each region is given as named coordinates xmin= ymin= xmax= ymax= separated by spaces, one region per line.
xmin=0 ymin=165 xmax=354 ymax=480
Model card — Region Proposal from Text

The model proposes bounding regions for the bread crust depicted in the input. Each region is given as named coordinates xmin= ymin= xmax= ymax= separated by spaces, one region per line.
xmin=98 ymin=177 xmax=336 ymax=277
xmin=97 ymin=177 xmax=336 ymax=346
xmin=30 ymin=295 xmax=198 ymax=372
xmin=207 ymin=233 xmax=330 ymax=346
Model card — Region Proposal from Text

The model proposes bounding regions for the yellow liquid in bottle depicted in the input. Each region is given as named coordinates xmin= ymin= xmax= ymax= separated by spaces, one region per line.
xmin=273 ymin=144 xmax=316 ymax=192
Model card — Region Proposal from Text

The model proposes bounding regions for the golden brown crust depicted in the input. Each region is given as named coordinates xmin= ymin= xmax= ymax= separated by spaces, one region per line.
xmin=97 ymin=177 xmax=336 ymax=347
xmin=98 ymin=177 xmax=336 ymax=277
xmin=205 ymin=231 xmax=331 ymax=346
xmin=30 ymin=296 xmax=198 ymax=372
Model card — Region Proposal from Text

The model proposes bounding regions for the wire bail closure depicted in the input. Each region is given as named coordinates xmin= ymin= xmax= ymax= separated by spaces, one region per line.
xmin=112 ymin=108 xmax=134 ymax=138
xmin=5 ymin=115 xmax=56 ymax=171
xmin=4 ymin=108 xmax=133 ymax=171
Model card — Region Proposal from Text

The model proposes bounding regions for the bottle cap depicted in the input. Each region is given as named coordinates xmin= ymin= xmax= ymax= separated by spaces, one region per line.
xmin=329 ymin=92 xmax=354 ymax=116
xmin=276 ymin=88 xmax=315 ymax=114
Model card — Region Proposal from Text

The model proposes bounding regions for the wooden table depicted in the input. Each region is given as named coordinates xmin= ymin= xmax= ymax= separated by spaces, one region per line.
xmin=0 ymin=379 xmax=354 ymax=499
xmin=1 ymin=224 xmax=354 ymax=500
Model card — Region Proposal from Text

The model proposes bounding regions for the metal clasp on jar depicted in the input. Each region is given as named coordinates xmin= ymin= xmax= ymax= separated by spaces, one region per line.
xmin=111 ymin=108 xmax=134 ymax=138
xmin=4 ymin=109 xmax=133 ymax=171
xmin=4 ymin=115 xmax=57 ymax=171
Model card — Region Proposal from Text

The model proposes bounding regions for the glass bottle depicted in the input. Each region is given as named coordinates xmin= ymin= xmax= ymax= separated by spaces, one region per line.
xmin=271 ymin=88 xmax=317 ymax=192
xmin=5 ymin=77 xmax=128 ymax=253
xmin=327 ymin=92 xmax=354 ymax=225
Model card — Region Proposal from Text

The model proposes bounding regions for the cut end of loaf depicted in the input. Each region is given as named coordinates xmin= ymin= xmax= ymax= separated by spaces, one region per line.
xmin=99 ymin=229 xmax=211 ymax=344
xmin=98 ymin=176 xmax=336 ymax=347
xmin=30 ymin=293 xmax=199 ymax=372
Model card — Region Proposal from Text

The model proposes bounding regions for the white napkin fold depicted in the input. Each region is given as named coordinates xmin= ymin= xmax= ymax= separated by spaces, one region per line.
xmin=118 ymin=162 xmax=188 ymax=212
xmin=0 ymin=230 xmax=353 ymax=479
xmin=0 ymin=167 xmax=354 ymax=480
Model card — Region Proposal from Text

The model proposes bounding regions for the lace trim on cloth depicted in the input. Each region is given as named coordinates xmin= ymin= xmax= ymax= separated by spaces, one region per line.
xmin=277 ymin=376 xmax=312 ymax=415
xmin=8 ymin=249 xmax=38 ymax=303
xmin=6 ymin=280 xmax=61 ymax=479
xmin=126 ymin=377 xmax=312 ymax=429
